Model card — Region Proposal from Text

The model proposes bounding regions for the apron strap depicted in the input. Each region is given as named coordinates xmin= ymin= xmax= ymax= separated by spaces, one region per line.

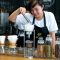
xmin=43 ymin=12 xmax=46 ymax=27
xmin=32 ymin=17 xmax=35 ymax=24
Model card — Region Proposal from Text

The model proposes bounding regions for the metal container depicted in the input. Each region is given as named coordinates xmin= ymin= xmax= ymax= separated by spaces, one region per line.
xmin=24 ymin=29 xmax=35 ymax=58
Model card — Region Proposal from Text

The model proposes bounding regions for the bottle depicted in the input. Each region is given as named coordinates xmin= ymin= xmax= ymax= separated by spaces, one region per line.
xmin=37 ymin=37 xmax=44 ymax=58
xmin=45 ymin=35 xmax=52 ymax=58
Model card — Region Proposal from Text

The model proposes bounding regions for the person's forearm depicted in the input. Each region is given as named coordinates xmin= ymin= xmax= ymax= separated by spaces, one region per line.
xmin=8 ymin=7 xmax=27 ymax=22
xmin=8 ymin=8 xmax=20 ymax=22
xmin=49 ymin=32 xmax=56 ymax=54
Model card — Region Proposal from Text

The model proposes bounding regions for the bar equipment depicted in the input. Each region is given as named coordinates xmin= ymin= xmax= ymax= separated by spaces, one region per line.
xmin=24 ymin=23 xmax=35 ymax=58
xmin=0 ymin=36 xmax=6 ymax=54
xmin=21 ymin=13 xmax=35 ymax=58
xmin=7 ymin=35 xmax=18 ymax=55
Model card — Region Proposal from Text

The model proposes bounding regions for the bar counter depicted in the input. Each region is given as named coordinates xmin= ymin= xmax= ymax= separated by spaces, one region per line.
xmin=0 ymin=55 xmax=59 ymax=60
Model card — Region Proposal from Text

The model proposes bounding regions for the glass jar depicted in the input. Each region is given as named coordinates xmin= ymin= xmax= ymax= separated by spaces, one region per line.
xmin=24 ymin=40 xmax=34 ymax=58
xmin=37 ymin=37 xmax=45 ymax=58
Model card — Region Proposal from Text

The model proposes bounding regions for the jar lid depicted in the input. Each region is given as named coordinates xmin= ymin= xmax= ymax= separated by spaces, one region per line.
xmin=25 ymin=40 xmax=33 ymax=43
xmin=38 ymin=40 xmax=44 ymax=44
xmin=46 ymin=35 xmax=52 ymax=42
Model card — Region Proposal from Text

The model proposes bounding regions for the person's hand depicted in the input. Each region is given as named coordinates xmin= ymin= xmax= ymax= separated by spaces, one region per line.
xmin=19 ymin=7 xmax=26 ymax=14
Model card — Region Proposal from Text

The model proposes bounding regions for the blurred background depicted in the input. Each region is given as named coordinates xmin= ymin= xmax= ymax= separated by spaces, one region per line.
xmin=0 ymin=0 xmax=60 ymax=35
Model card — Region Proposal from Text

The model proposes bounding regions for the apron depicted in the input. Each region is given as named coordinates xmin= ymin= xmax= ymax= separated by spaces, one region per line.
xmin=32 ymin=12 xmax=49 ymax=47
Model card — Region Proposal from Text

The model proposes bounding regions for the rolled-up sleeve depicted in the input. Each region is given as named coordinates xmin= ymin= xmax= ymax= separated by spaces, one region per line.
xmin=15 ymin=15 xmax=21 ymax=29
xmin=48 ymin=13 xmax=58 ymax=33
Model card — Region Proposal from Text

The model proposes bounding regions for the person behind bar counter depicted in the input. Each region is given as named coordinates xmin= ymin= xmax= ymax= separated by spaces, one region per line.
xmin=8 ymin=0 xmax=58 ymax=54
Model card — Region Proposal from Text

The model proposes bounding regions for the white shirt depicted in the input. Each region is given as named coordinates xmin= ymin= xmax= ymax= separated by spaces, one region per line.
xmin=16 ymin=11 xmax=58 ymax=33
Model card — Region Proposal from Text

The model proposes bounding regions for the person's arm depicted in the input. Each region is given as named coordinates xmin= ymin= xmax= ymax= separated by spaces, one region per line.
xmin=49 ymin=32 xmax=56 ymax=55
xmin=48 ymin=12 xmax=58 ymax=55
xmin=8 ymin=7 xmax=26 ymax=22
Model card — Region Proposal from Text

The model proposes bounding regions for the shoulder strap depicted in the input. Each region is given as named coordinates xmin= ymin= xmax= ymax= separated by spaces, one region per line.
xmin=32 ymin=17 xmax=35 ymax=24
xmin=43 ymin=12 xmax=46 ymax=27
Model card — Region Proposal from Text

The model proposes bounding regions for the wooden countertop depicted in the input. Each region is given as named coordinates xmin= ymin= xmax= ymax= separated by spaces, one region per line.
xmin=0 ymin=55 xmax=59 ymax=60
